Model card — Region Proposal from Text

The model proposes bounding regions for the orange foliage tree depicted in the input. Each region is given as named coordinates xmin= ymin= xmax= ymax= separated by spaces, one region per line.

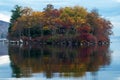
xmin=8 ymin=4 xmax=113 ymax=44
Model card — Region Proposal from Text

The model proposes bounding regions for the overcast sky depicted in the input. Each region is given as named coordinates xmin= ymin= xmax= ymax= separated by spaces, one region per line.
xmin=0 ymin=0 xmax=120 ymax=36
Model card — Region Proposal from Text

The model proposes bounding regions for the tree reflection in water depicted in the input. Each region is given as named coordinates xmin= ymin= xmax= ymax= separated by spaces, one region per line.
xmin=8 ymin=44 xmax=111 ymax=78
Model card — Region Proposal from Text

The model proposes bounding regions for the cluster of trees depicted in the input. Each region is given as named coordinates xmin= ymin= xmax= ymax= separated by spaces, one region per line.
xmin=8 ymin=4 xmax=113 ymax=45
xmin=9 ymin=45 xmax=111 ymax=78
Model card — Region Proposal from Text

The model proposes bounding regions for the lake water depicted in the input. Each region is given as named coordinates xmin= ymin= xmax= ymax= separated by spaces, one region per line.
xmin=0 ymin=37 xmax=120 ymax=80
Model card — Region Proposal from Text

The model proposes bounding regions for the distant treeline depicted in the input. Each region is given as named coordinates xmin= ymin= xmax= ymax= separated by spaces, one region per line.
xmin=8 ymin=4 xmax=113 ymax=45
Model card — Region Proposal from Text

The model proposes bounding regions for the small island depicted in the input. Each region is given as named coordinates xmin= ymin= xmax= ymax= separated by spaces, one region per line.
xmin=8 ymin=4 xmax=113 ymax=46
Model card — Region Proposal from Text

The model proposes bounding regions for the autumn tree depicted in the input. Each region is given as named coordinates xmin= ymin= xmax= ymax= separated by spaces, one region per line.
xmin=8 ymin=4 xmax=113 ymax=45
xmin=86 ymin=9 xmax=113 ymax=42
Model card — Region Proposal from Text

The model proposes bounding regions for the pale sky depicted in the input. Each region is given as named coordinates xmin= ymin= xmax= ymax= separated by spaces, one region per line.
xmin=0 ymin=0 xmax=120 ymax=36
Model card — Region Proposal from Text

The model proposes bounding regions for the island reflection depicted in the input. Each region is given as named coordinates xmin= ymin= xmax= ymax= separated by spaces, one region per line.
xmin=8 ymin=44 xmax=111 ymax=78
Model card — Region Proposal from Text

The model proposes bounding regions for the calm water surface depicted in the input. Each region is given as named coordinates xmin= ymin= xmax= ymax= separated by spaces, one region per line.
xmin=0 ymin=37 xmax=120 ymax=80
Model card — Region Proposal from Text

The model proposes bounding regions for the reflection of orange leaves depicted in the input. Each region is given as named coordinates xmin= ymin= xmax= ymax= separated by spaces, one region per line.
xmin=9 ymin=45 xmax=111 ymax=77
xmin=97 ymin=46 xmax=108 ymax=54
